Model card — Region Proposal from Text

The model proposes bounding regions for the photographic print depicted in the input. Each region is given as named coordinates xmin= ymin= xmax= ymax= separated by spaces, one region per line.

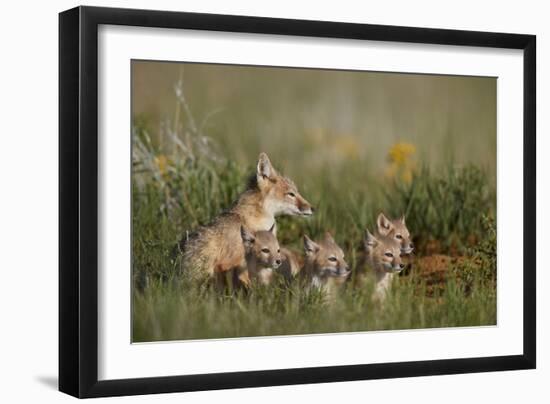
xmin=131 ymin=60 xmax=497 ymax=343
xmin=59 ymin=8 xmax=535 ymax=396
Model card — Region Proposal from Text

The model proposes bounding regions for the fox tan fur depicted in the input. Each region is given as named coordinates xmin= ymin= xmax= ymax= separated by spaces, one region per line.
xmin=376 ymin=213 xmax=414 ymax=255
xmin=302 ymin=233 xmax=350 ymax=297
xmin=241 ymin=225 xmax=283 ymax=285
xmin=179 ymin=152 xmax=313 ymax=285
xmin=357 ymin=228 xmax=405 ymax=301
xmin=277 ymin=247 xmax=303 ymax=283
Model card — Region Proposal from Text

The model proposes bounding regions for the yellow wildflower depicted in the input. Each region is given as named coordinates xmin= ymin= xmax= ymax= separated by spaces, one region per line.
xmin=385 ymin=142 xmax=416 ymax=184
xmin=154 ymin=154 xmax=169 ymax=176
xmin=387 ymin=142 xmax=416 ymax=166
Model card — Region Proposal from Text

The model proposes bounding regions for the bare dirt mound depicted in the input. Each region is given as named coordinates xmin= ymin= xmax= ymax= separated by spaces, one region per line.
xmin=409 ymin=255 xmax=468 ymax=297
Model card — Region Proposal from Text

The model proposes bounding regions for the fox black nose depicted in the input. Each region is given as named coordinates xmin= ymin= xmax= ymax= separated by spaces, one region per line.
xmin=409 ymin=243 xmax=414 ymax=249
xmin=275 ymin=259 xmax=282 ymax=266
xmin=309 ymin=206 xmax=315 ymax=213
xmin=399 ymin=263 xmax=405 ymax=269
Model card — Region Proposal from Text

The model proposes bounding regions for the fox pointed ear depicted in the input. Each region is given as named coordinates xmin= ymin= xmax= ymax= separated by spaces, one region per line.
xmin=240 ymin=226 xmax=255 ymax=248
xmin=257 ymin=152 xmax=275 ymax=180
xmin=364 ymin=229 xmax=378 ymax=249
xmin=400 ymin=214 xmax=406 ymax=225
xmin=323 ymin=232 xmax=335 ymax=244
xmin=303 ymin=235 xmax=319 ymax=256
xmin=376 ymin=213 xmax=393 ymax=236
xmin=268 ymin=222 xmax=276 ymax=235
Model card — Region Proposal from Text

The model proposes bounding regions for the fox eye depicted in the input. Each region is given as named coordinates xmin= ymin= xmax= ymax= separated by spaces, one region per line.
xmin=287 ymin=192 xmax=296 ymax=198
xmin=395 ymin=234 xmax=403 ymax=239
xmin=328 ymin=256 xmax=337 ymax=262
xmin=261 ymin=248 xmax=270 ymax=253
xmin=384 ymin=252 xmax=394 ymax=258
xmin=277 ymin=249 xmax=281 ymax=253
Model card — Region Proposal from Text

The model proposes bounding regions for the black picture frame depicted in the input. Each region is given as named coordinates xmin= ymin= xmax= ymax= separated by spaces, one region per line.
xmin=59 ymin=5 xmax=536 ymax=398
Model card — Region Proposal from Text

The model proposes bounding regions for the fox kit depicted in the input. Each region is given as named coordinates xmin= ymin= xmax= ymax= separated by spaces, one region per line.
xmin=376 ymin=213 xmax=414 ymax=255
xmin=240 ymin=225 xmax=283 ymax=285
xmin=358 ymin=229 xmax=405 ymax=301
xmin=179 ymin=152 xmax=313 ymax=285
xmin=277 ymin=247 xmax=303 ymax=283
xmin=303 ymin=233 xmax=350 ymax=297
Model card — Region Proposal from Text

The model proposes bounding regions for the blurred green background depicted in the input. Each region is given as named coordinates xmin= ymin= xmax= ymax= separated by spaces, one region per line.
xmin=132 ymin=61 xmax=496 ymax=187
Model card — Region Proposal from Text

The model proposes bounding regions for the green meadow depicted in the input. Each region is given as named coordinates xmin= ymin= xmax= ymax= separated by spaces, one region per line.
xmin=131 ymin=61 xmax=497 ymax=342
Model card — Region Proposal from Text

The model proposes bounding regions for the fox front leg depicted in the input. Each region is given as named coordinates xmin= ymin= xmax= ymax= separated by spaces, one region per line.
xmin=234 ymin=266 xmax=251 ymax=289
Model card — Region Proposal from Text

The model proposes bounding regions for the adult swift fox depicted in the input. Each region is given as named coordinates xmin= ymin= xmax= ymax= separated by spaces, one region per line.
xmin=179 ymin=152 xmax=313 ymax=285
xmin=357 ymin=228 xmax=405 ymax=301
xmin=240 ymin=225 xmax=283 ymax=285
xmin=302 ymin=233 xmax=350 ymax=296
xmin=376 ymin=213 xmax=414 ymax=254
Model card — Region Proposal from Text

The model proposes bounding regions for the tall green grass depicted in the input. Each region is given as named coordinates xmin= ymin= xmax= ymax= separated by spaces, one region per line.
xmin=385 ymin=164 xmax=496 ymax=252
xmin=133 ymin=259 xmax=496 ymax=342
